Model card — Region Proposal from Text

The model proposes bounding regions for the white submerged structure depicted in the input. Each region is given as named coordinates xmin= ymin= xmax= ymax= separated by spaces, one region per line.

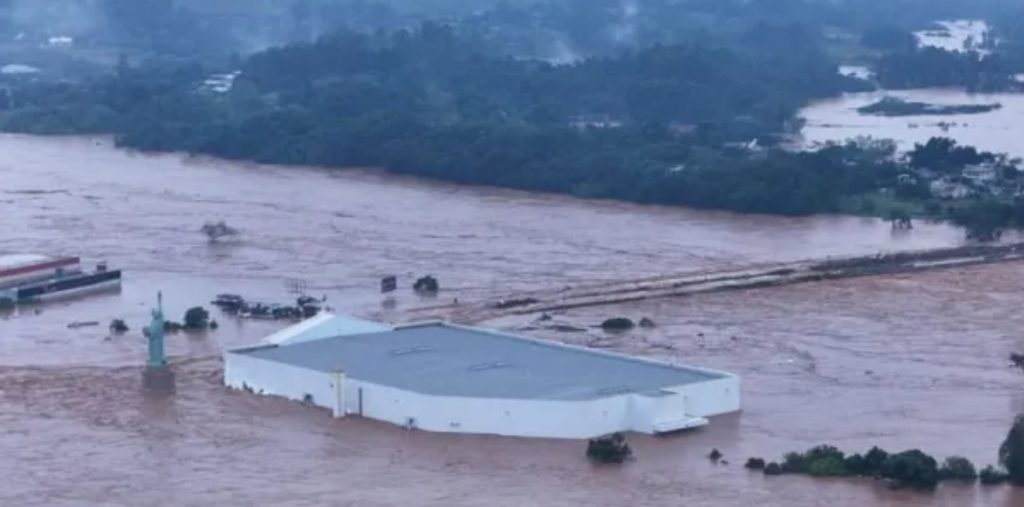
xmin=224 ymin=315 xmax=740 ymax=439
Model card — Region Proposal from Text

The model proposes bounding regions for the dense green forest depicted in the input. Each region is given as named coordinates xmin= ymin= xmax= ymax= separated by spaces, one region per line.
xmin=0 ymin=25 xmax=896 ymax=216
xmin=0 ymin=0 xmax=1023 ymax=233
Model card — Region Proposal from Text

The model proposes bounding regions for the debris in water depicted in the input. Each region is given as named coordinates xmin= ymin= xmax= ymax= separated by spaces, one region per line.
xmin=586 ymin=433 xmax=632 ymax=464
xmin=211 ymin=293 xmax=324 ymax=321
xmin=547 ymin=324 xmax=587 ymax=333
xmin=600 ymin=317 xmax=635 ymax=331
xmin=200 ymin=220 xmax=240 ymax=242
xmin=67 ymin=321 xmax=100 ymax=329
xmin=492 ymin=297 xmax=539 ymax=310
xmin=1011 ymin=353 xmax=1024 ymax=372
xmin=413 ymin=275 xmax=440 ymax=294
xmin=109 ymin=319 xmax=129 ymax=333
xmin=745 ymin=458 xmax=766 ymax=470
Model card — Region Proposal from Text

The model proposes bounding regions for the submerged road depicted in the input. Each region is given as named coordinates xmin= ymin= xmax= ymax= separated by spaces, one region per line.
xmin=412 ymin=242 xmax=1024 ymax=323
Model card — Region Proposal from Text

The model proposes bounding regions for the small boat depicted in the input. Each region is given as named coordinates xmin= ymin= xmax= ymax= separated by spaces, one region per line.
xmin=0 ymin=254 xmax=121 ymax=305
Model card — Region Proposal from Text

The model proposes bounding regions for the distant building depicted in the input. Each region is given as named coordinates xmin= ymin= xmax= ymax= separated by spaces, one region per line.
xmin=224 ymin=316 xmax=740 ymax=439
xmin=46 ymin=36 xmax=73 ymax=47
xmin=962 ymin=162 xmax=998 ymax=184
xmin=930 ymin=178 xmax=972 ymax=199
xmin=569 ymin=115 xmax=623 ymax=130
xmin=198 ymin=71 xmax=241 ymax=94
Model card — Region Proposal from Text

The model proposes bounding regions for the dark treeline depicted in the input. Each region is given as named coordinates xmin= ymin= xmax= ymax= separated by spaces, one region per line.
xmin=875 ymin=48 xmax=1021 ymax=92
xmin=0 ymin=25 xmax=900 ymax=217
xmin=1 ymin=1 xmax=1023 ymax=229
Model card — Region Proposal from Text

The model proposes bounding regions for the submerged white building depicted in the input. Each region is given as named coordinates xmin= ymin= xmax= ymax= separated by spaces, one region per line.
xmin=224 ymin=315 xmax=740 ymax=439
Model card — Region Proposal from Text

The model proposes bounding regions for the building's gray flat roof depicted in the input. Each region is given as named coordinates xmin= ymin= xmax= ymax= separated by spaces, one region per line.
xmin=236 ymin=323 xmax=728 ymax=401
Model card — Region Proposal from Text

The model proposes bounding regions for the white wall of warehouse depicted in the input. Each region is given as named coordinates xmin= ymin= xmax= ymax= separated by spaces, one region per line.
xmin=225 ymin=349 xmax=741 ymax=439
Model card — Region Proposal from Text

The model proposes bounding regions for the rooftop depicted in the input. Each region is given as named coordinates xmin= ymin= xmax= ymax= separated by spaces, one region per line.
xmin=235 ymin=323 xmax=728 ymax=401
xmin=0 ymin=254 xmax=52 ymax=270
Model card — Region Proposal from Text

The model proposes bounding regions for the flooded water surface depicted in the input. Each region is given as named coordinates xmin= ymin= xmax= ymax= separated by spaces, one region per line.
xmin=799 ymin=88 xmax=1024 ymax=158
xmin=1 ymin=135 xmax=1022 ymax=505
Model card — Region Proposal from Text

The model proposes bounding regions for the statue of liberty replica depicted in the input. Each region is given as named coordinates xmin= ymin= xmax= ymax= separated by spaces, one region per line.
xmin=142 ymin=292 xmax=176 ymax=392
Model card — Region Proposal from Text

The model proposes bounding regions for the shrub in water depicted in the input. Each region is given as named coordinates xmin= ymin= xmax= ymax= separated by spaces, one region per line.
xmin=938 ymin=456 xmax=977 ymax=482
xmin=844 ymin=453 xmax=867 ymax=475
xmin=801 ymin=445 xmax=849 ymax=477
xmin=183 ymin=306 xmax=210 ymax=329
xmin=1000 ymin=414 xmax=1024 ymax=485
xmin=880 ymin=450 xmax=940 ymax=490
xmin=764 ymin=462 xmax=783 ymax=476
xmin=979 ymin=465 xmax=1010 ymax=485
xmin=781 ymin=452 xmax=806 ymax=474
xmin=862 ymin=446 xmax=890 ymax=477
xmin=600 ymin=317 xmax=635 ymax=331
xmin=586 ymin=433 xmax=632 ymax=464
xmin=807 ymin=456 xmax=849 ymax=477
xmin=745 ymin=458 xmax=766 ymax=470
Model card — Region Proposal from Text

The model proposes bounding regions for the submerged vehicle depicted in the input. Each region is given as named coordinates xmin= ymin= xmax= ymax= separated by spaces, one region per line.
xmin=0 ymin=254 xmax=121 ymax=305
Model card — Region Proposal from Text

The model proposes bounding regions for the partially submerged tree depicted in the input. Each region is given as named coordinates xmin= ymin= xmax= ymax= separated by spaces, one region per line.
xmin=183 ymin=306 xmax=211 ymax=329
xmin=999 ymin=414 xmax=1024 ymax=485
xmin=586 ymin=433 xmax=632 ymax=464
xmin=939 ymin=456 xmax=977 ymax=482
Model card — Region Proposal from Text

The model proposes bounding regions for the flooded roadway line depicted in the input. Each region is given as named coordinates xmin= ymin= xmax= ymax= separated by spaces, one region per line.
xmin=413 ymin=242 xmax=1024 ymax=322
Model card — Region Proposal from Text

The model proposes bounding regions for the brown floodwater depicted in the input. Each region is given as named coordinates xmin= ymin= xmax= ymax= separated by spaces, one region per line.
xmin=1 ymin=135 xmax=1021 ymax=505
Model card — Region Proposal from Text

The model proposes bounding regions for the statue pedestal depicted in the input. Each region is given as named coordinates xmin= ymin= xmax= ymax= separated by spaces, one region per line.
xmin=142 ymin=366 xmax=176 ymax=394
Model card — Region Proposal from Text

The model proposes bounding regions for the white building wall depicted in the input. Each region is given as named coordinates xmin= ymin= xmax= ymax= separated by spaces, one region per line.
xmin=352 ymin=381 xmax=635 ymax=438
xmin=670 ymin=375 xmax=741 ymax=418
xmin=224 ymin=347 xmax=741 ymax=439
xmin=224 ymin=349 xmax=337 ymax=412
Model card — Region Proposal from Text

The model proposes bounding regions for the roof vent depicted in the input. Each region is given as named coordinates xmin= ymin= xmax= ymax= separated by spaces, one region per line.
xmin=468 ymin=361 xmax=512 ymax=372
xmin=389 ymin=346 xmax=433 ymax=356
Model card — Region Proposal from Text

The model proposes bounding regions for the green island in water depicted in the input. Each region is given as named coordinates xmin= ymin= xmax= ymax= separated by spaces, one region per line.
xmin=857 ymin=97 xmax=1003 ymax=117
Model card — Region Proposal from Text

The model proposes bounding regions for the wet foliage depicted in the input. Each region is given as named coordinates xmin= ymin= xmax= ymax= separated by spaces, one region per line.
xmin=183 ymin=306 xmax=211 ymax=329
xmin=938 ymin=456 xmax=978 ymax=482
xmin=413 ymin=276 xmax=440 ymax=294
xmin=999 ymin=414 xmax=1024 ymax=485
xmin=600 ymin=318 xmax=635 ymax=331
xmin=760 ymin=445 xmax=992 ymax=491
xmin=980 ymin=465 xmax=1011 ymax=485
xmin=586 ymin=433 xmax=632 ymax=464
xmin=108 ymin=319 xmax=129 ymax=334
xmin=744 ymin=458 xmax=766 ymax=470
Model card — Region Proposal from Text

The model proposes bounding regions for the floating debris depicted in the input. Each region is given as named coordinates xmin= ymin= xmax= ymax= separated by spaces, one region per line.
xmin=200 ymin=221 xmax=240 ymax=242
xmin=600 ymin=317 xmax=635 ymax=331
xmin=492 ymin=297 xmax=539 ymax=310
xmin=67 ymin=321 xmax=100 ymax=329
xmin=413 ymin=275 xmax=440 ymax=294
xmin=109 ymin=319 xmax=129 ymax=333
xmin=211 ymin=293 xmax=324 ymax=321
xmin=586 ymin=433 xmax=632 ymax=464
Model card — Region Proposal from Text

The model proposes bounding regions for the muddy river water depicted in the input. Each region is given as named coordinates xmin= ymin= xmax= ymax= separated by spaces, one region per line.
xmin=2 ymin=135 xmax=1023 ymax=505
